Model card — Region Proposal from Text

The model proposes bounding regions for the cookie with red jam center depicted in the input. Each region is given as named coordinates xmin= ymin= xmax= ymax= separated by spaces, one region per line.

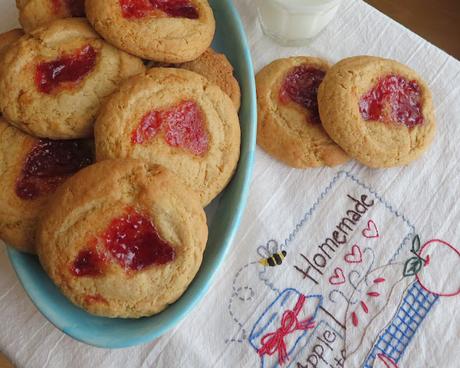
xmin=85 ymin=0 xmax=215 ymax=63
xmin=0 ymin=18 xmax=145 ymax=139
xmin=256 ymin=57 xmax=350 ymax=168
xmin=170 ymin=48 xmax=241 ymax=111
xmin=37 ymin=159 xmax=207 ymax=318
xmin=318 ymin=56 xmax=436 ymax=168
xmin=94 ymin=68 xmax=241 ymax=206
xmin=120 ymin=0 xmax=199 ymax=19
xmin=0 ymin=118 xmax=93 ymax=253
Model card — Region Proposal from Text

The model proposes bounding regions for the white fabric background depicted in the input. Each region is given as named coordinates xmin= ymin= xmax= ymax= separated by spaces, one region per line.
xmin=1 ymin=0 xmax=459 ymax=367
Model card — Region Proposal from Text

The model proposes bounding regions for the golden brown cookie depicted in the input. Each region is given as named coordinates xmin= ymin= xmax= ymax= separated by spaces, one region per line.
xmin=85 ymin=0 xmax=215 ymax=63
xmin=257 ymin=57 xmax=349 ymax=168
xmin=94 ymin=67 xmax=241 ymax=206
xmin=149 ymin=48 xmax=241 ymax=110
xmin=0 ymin=118 xmax=93 ymax=253
xmin=0 ymin=29 xmax=24 ymax=54
xmin=37 ymin=159 xmax=208 ymax=318
xmin=180 ymin=49 xmax=241 ymax=111
xmin=0 ymin=18 xmax=145 ymax=140
xmin=318 ymin=56 xmax=436 ymax=168
xmin=17 ymin=0 xmax=85 ymax=33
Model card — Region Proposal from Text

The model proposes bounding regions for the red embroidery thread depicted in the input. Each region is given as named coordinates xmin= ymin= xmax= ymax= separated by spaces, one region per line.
xmin=344 ymin=244 xmax=363 ymax=264
xmin=352 ymin=312 xmax=359 ymax=327
xmin=257 ymin=295 xmax=315 ymax=366
xmin=329 ymin=267 xmax=346 ymax=285
xmin=362 ymin=219 xmax=379 ymax=239
xmin=377 ymin=353 xmax=399 ymax=368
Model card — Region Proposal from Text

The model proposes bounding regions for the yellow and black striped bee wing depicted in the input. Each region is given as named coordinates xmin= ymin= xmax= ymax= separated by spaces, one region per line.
xmin=259 ymin=251 xmax=287 ymax=267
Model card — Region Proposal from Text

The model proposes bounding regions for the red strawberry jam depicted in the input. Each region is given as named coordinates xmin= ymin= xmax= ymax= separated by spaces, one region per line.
xmin=72 ymin=249 xmax=105 ymax=277
xmin=35 ymin=45 xmax=97 ymax=94
xmin=359 ymin=74 xmax=424 ymax=128
xmin=132 ymin=100 xmax=209 ymax=156
xmin=103 ymin=208 xmax=175 ymax=271
xmin=120 ymin=0 xmax=199 ymax=19
xmin=51 ymin=0 xmax=85 ymax=16
xmin=279 ymin=65 xmax=326 ymax=124
xmin=15 ymin=140 xmax=93 ymax=200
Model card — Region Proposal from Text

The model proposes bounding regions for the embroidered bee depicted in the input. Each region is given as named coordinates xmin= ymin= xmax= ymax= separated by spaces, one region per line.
xmin=257 ymin=240 xmax=287 ymax=267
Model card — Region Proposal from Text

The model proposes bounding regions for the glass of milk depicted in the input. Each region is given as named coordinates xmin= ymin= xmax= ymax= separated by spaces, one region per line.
xmin=256 ymin=0 xmax=343 ymax=45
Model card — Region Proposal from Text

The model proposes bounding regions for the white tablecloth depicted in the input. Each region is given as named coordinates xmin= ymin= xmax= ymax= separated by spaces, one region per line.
xmin=1 ymin=0 xmax=459 ymax=367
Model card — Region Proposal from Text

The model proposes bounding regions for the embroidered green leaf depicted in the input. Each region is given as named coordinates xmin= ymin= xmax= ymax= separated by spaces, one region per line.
xmin=403 ymin=256 xmax=423 ymax=277
xmin=412 ymin=235 xmax=421 ymax=253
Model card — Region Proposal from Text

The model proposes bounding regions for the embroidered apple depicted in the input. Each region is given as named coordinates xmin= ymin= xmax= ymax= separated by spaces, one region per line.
xmin=403 ymin=236 xmax=460 ymax=297
xmin=413 ymin=239 xmax=460 ymax=297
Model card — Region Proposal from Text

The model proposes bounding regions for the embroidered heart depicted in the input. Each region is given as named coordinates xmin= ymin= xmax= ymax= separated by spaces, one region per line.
xmin=362 ymin=220 xmax=379 ymax=239
xmin=344 ymin=244 xmax=363 ymax=264
xmin=329 ymin=268 xmax=346 ymax=285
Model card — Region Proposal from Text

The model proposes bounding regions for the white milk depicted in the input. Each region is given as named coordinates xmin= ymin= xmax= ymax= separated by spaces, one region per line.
xmin=256 ymin=0 xmax=342 ymax=45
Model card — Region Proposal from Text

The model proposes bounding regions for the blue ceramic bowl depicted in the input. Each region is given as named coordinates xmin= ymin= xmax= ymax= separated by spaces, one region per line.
xmin=7 ymin=0 xmax=256 ymax=348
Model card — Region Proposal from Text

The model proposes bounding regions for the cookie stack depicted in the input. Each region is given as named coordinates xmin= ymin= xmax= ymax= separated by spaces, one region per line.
xmin=0 ymin=0 xmax=241 ymax=318
xmin=257 ymin=56 xmax=435 ymax=168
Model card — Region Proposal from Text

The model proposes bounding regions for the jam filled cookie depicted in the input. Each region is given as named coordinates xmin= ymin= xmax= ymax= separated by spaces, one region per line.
xmin=0 ymin=29 xmax=24 ymax=55
xmin=318 ymin=56 xmax=436 ymax=168
xmin=0 ymin=18 xmax=145 ymax=139
xmin=0 ymin=118 xmax=93 ymax=253
xmin=17 ymin=0 xmax=85 ymax=33
xmin=256 ymin=57 xmax=349 ymax=168
xmin=86 ymin=0 xmax=215 ymax=63
xmin=180 ymin=49 xmax=241 ymax=111
xmin=150 ymin=48 xmax=241 ymax=110
xmin=37 ymin=159 xmax=208 ymax=318
xmin=149 ymin=48 xmax=241 ymax=110
xmin=95 ymin=68 xmax=240 ymax=206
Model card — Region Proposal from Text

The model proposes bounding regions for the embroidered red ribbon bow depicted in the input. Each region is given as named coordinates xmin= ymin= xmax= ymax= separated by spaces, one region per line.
xmin=257 ymin=294 xmax=316 ymax=366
